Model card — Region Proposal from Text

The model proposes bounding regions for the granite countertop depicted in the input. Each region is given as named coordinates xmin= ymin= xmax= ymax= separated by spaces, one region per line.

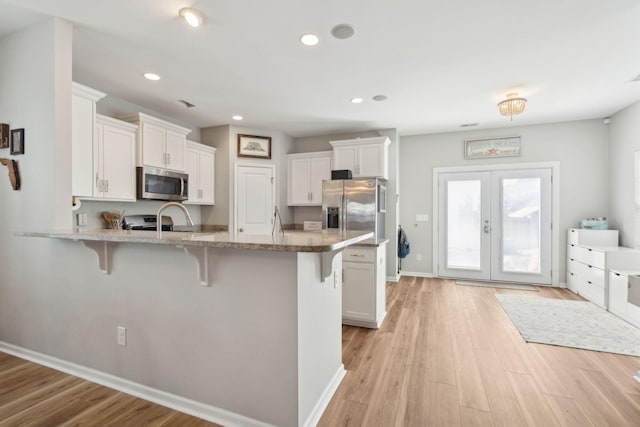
xmin=17 ymin=229 xmax=374 ymax=253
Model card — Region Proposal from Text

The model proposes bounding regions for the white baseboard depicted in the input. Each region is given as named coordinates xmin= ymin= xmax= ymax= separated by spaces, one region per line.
xmin=386 ymin=274 xmax=401 ymax=282
xmin=302 ymin=365 xmax=346 ymax=427
xmin=399 ymin=271 xmax=434 ymax=278
xmin=0 ymin=341 xmax=273 ymax=427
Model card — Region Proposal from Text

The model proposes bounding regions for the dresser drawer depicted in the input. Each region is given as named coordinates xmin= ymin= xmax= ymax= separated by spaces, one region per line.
xmin=575 ymin=262 xmax=605 ymax=287
xmin=566 ymin=258 xmax=579 ymax=275
xmin=343 ymin=247 xmax=376 ymax=263
xmin=571 ymin=245 xmax=605 ymax=268
xmin=579 ymin=278 xmax=605 ymax=307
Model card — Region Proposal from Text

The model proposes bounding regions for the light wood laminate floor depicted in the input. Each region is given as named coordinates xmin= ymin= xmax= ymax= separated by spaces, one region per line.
xmin=319 ymin=276 xmax=640 ymax=426
xmin=1 ymin=277 xmax=639 ymax=426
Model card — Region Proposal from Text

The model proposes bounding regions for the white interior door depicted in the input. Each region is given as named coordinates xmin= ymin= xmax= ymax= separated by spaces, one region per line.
xmin=438 ymin=169 xmax=552 ymax=284
xmin=236 ymin=165 xmax=274 ymax=235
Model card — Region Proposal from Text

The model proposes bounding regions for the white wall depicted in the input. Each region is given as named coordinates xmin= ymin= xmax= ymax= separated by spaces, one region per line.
xmin=201 ymin=125 xmax=294 ymax=231
xmin=608 ymin=100 xmax=640 ymax=247
xmin=399 ymin=120 xmax=609 ymax=281
xmin=201 ymin=125 xmax=230 ymax=226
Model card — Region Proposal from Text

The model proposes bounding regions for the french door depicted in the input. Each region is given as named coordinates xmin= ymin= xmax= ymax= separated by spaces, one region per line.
xmin=438 ymin=169 xmax=552 ymax=284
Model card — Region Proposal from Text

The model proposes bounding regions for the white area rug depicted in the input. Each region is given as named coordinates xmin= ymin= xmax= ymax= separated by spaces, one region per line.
xmin=456 ymin=280 xmax=538 ymax=291
xmin=495 ymin=294 xmax=640 ymax=356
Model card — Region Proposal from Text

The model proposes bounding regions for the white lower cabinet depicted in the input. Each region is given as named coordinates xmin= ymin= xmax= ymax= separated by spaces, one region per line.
xmin=608 ymin=270 xmax=640 ymax=327
xmin=342 ymin=243 xmax=387 ymax=328
xmin=185 ymin=141 xmax=216 ymax=205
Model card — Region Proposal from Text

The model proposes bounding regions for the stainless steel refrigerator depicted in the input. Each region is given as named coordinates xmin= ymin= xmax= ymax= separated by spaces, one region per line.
xmin=322 ymin=177 xmax=387 ymax=241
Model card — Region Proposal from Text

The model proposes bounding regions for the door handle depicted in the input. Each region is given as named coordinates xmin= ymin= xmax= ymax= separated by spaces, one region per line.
xmin=239 ymin=228 xmax=244 ymax=232
xmin=483 ymin=225 xmax=490 ymax=233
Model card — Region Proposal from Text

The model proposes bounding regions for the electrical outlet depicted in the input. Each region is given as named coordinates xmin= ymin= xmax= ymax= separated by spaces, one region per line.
xmin=76 ymin=213 xmax=87 ymax=227
xmin=416 ymin=254 xmax=422 ymax=261
xmin=117 ymin=326 xmax=127 ymax=346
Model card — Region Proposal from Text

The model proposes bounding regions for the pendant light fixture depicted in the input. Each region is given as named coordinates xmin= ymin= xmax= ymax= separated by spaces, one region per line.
xmin=498 ymin=93 xmax=527 ymax=120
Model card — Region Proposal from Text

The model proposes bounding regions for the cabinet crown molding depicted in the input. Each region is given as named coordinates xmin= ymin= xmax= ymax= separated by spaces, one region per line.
xmin=286 ymin=150 xmax=332 ymax=159
xmin=118 ymin=112 xmax=192 ymax=136
xmin=187 ymin=140 xmax=217 ymax=153
xmin=72 ymin=81 xmax=106 ymax=102
xmin=329 ymin=136 xmax=391 ymax=148
xmin=96 ymin=114 xmax=139 ymax=132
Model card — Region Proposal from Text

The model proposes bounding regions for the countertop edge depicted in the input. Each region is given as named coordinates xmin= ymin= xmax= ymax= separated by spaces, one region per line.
xmin=16 ymin=230 xmax=375 ymax=253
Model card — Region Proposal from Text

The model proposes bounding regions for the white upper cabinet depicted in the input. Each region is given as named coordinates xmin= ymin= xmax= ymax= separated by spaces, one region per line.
xmin=287 ymin=151 xmax=332 ymax=206
xmin=120 ymin=113 xmax=191 ymax=172
xmin=94 ymin=115 xmax=137 ymax=200
xmin=72 ymin=82 xmax=106 ymax=197
xmin=185 ymin=141 xmax=216 ymax=205
xmin=330 ymin=136 xmax=391 ymax=179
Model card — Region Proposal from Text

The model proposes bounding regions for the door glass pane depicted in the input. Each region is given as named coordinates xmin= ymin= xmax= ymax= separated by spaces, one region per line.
xmin=447 ymin=180 xmax=481 ymax=269
xmin=502 ymin=178 xmax=541 ymax=273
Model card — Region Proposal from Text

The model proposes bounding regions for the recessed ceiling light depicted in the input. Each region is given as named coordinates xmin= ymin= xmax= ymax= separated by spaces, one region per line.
xmin=372 ymin=95 xmax=387 ymax=102
xmin=350 ymin=98 xmax=364 ymax=104
xmin=300 ymin=33 xmax=319 ymax=46
xmin=179 ymin=7 xmax=204 ymax=28
xmin=331 ymin=24 xmax=356 ymax=40
xmin=232 ymin=115 xmax=243 ymax=121
xmin=144 ymin=73 xmax=161 ymax=81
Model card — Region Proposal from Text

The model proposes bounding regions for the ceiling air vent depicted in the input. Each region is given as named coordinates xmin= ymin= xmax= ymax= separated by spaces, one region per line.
xmin=631 ymin=74 xmax=640 ymax=83
xmin=460 ymin=123 xmax=479 ymax=128
xmin=178 ymin=100 xmax=196 ymax=108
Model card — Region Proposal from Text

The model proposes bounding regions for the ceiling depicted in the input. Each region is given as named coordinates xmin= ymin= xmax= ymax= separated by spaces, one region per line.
xmin=1 ymin=0 xmax=640 ymax=138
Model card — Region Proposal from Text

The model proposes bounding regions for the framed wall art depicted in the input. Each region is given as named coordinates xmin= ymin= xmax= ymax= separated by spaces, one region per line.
xmin=10 ymin=128 xmax=24 ymax=155
xmin=237 ymin=134 xmax=271 ymax=159
xmin=464 ymin=136 xmax=520 ymax=159
xmin=0 ymin=124 xmax=9 ymax=149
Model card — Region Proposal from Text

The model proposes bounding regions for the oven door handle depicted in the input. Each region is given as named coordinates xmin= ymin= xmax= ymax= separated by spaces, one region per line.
xmin=180 ymin=177 xmax=185 ymax=198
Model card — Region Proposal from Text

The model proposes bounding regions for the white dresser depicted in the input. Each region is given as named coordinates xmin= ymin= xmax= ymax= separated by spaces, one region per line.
xmin=567 ymin=228 xmax=640 ymax=308
xmin=608 ymin=270 xmax=640 ymax=327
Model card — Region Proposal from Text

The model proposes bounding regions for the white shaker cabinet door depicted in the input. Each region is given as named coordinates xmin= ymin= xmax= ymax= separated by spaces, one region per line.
xmin=165 ymin=129 xmax=185 ymax=171
xmin=333 ymin=146 xmax=358 ymax=175
xmin=199 ymin=149 xmax=215 ymax=204
xmin=309 ymin=156 xmax=331 ymax=204
xmin=342 ymin=261 xmax=375 ymax=322
xmin=141 ymin=121 xmax=166 ymax=168
xmin=357 ymin=144 xmax=384 ymax=178
xmin=185 ymin=145 xmax=199 ymax=203
xmin=100 ymin=124 xmax=136 ymax=200
xmin=288 ymin=157 xmax=311 ymax=205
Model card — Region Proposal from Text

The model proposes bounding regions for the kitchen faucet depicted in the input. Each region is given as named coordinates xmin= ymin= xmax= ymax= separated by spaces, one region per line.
xmin=156 ymin=202 xmax=194 ymax=238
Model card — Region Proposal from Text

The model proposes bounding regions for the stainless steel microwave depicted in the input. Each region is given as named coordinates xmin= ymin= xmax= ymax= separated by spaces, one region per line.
xmin=136 ymin=166 xmax=188 ymax=201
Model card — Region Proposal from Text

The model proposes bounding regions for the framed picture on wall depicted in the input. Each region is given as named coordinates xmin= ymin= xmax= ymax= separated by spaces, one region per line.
xmin=10 ymin=128 xmax=24 ymax=155
xmin=237 ymin=134 xmax=271 ymax=159
xmin=464 ymin=136 xmax=520 ymax=159
xmin=0 ymin=124 xmax=9 ymax=149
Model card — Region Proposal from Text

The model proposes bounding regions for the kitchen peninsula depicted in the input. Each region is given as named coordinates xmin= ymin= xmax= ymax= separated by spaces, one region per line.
xmin=16 ymin=229 xmax=373 ymax=427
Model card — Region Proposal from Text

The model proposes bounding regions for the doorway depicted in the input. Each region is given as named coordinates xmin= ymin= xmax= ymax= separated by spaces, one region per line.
xmin=235 ymin=163 xmax=275 ymax=235
xmin=437 ymin=168 xmax=552 ymax=284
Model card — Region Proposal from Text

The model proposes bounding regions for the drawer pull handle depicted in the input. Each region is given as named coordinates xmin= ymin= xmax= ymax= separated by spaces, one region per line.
xmin=350 ymin=254 xmax=365 ymax=257
xmin=615 ymin=273 xmax=620 ymax=276
xmin=588 ymin=281 xmax=592 ymax=284
xmin=588 ymin=249 xmax=592 ymax=252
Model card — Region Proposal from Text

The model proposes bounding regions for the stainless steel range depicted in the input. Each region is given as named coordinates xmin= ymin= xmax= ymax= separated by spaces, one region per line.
xmin=122 ymin=215 xmax=174 ymax=231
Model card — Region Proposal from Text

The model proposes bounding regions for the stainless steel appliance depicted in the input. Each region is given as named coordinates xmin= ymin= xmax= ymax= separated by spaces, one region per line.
xmin=137 ymin=166 xmax=188 ymax=201
xmin=122 ymin=214 xmax=174 ymax=231
xmin=322 ymin=177 xmax=386 ymax=241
